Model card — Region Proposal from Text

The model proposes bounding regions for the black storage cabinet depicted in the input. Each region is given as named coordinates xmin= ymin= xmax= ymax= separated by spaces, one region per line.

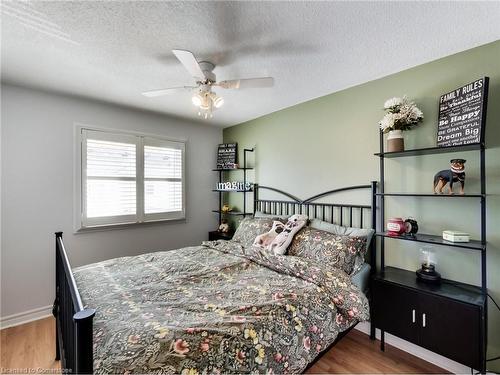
xmin=372 ymin=267 xmax=486 ymax=371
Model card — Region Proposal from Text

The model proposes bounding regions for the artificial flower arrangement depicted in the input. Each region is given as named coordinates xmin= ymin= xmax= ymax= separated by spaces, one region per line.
xmin=379 ymin=96 xmax=424 ymax=133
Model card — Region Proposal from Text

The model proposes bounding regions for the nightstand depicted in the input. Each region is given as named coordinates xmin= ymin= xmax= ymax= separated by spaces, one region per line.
xmin=208 ymin=231 xmax=234 ymax=241
xmin=371 ymin=267 xmax=486 ymax=371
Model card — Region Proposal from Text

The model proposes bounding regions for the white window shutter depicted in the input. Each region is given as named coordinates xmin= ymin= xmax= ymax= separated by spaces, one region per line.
xmin=86 ymin=138 xmax=137 ymax=218
xmin=143 ymin=138 xmax=185 ymax=220
xmin=79 ymin=129 xmax=185 ymax=229
xmin=82 ymin=130 xmax=138 ymax=226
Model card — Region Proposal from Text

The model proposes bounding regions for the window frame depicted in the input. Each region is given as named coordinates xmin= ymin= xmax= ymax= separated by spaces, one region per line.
xmin=74 ymin=124 xmax=186 ymax=232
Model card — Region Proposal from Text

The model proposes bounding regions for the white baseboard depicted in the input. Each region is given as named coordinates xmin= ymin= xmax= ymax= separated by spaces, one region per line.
xmin=0 ymin=305 xmax=53 ymax=330
xmin=355 ymin=322 xmax=473 ymax=374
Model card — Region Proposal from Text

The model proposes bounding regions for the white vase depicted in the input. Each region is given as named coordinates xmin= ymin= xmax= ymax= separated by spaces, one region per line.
xmin=387 ymin=130 xmax=404 ymax=152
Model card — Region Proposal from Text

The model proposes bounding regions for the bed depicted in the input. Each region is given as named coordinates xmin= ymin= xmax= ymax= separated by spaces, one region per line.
xmin=54 ymin=182 xmax=377 ymax=374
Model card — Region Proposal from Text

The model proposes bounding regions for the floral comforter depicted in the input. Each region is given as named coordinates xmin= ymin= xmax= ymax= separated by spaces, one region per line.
xmin=73 ymin=240 xmax=369 ymax=374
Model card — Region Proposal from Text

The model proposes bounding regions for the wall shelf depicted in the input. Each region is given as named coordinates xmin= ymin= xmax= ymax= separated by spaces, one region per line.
xmin=374 ymin=127 xmax=487 ymax=372
xmin=213 ymin=148 xmax=255 ymax=226
xmin=375 ymin=192 xmax=484 ymax=198
xmin=374 ymin=143 xmax=483 ymax=158
xmin=212 ymin=189 xmax=252 ymax=193
xmin=375 ymin=129 xmax=487 ymax=286
xmin=212 ymin=167 xmax=253 ymax=171
xmin=211 ymin=210 xmax=246 ymax=216
xmin=375 ymin=232 xmax=485 ymax=251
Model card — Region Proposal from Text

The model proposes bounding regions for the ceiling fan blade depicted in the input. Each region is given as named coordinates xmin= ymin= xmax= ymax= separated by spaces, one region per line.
xmin=217 ymin=77 xmax=274 ymax=90
xmin=172 ymin=49 xmax=206 ymax=81
xmin=142 ymin=86 xmax=196 ymax=97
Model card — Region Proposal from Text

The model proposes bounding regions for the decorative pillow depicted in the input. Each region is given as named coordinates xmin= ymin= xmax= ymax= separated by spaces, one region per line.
xmin=253 ymin=220 xmax=286 ymax=249
xmin=288 ymin=227 xmax=367 ymax=274
xmin=254 ymin=214 xmax=308 ymax=255
xmin=309 ymin=219 xmax=374 ymax=273
xmin=233 ymin=217 xmax=285 ymax=248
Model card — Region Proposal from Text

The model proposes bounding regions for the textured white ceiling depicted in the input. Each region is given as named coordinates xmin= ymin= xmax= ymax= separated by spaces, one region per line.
xmin=1 ymin=1 xmax=499 ymax=127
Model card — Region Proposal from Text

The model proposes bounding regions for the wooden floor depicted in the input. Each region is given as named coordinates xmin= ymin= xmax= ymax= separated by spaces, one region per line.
xmin=1 ymin=317 xmax=447 ymax=373
xmin=305 ymin=330 xmax=448 ymax=374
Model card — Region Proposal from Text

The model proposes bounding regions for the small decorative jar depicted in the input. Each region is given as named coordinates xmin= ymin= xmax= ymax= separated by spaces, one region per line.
xmin=386 ymin=217 xmax=405 ymax=236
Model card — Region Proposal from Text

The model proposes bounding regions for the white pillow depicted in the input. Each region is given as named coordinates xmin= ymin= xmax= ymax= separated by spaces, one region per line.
xmin=254 ymin=211 xmax=290 ymax=221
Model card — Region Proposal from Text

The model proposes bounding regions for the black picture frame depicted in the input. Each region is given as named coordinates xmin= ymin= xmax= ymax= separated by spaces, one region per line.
xmin=216 ymin=143 xmax=238 ymax=169
xmin=436 ymin=77 xmax=489 ymax=147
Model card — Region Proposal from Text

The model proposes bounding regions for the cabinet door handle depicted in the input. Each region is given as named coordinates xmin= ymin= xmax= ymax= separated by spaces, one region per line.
xmin=422 ymin=313 xmax=426 ymax=328
xmin=412 ymin=309 xmax=416 ymax=323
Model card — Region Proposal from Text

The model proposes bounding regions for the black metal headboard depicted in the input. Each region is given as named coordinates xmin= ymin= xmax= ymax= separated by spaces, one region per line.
xmin=254 ymin=182 xmax=376 ymax=227
xmin=253 ymin=181 xmax=377 ymax=270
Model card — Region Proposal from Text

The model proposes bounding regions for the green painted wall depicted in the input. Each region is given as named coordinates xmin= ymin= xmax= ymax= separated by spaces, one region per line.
xmin=224 ymin=40 xmax=500 ymax=369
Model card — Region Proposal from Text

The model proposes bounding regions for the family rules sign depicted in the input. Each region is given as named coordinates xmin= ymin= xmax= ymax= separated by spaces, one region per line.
xmin=437 ymin=77 xmax=489 ymax=147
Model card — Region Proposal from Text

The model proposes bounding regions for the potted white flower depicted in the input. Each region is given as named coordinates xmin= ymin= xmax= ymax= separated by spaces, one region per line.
xmin=379 ymin=96 xmax=424 ymax=152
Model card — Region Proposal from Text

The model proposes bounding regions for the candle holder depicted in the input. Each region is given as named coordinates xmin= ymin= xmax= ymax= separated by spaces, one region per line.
xmin=416 ymin=246 xmax=441 ymax=284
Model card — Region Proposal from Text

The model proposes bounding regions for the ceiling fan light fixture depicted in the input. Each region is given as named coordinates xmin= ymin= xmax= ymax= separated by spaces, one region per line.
xmin=143 ymin=49 xmax=275 ymax=120
xmin=213 ymin=95 xmax=224 ymax=109
xmin=200 ymin=94 xmax=210 ymax=110
xmin=192 ymin=92 xmax=203 ymax=107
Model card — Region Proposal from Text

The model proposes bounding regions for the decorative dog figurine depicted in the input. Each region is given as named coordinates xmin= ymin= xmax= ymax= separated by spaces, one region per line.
xmin=433 ymin=159 xmax=466 ymax=195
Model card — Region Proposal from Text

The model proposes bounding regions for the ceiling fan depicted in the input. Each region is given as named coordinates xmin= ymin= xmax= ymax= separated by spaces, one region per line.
xmin=142 ymin=49 xmax=274 ymax=119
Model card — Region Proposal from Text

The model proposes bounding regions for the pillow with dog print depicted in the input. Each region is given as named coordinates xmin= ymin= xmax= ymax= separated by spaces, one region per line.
xmin=288 ymin=227 xmax=367 ymax=274
xmin=253 ymin=214 xmax=308 ymax=255
xmin=253 ymin=220 xmax=286 ymax=249
xmin=233 ymin=217 xmax=286 ymax=248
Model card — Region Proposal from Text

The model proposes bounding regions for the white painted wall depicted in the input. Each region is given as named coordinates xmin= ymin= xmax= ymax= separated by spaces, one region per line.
xmin=0 ymin=84 xmax=221 ymax=319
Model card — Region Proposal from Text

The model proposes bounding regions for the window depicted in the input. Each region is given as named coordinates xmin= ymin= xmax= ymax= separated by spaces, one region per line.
xmin=78 ymin=128 xmax=185 ymax=229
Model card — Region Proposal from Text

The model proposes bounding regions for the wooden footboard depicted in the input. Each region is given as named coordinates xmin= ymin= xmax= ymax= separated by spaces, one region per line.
xmin=54 ymin=232 xmax=95 ymax=373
